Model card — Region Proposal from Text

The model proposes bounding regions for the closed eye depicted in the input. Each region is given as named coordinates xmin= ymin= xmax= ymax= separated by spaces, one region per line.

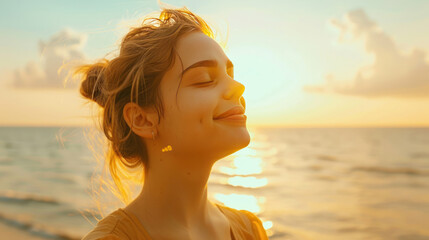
xmin=193 ymin=71 xmax=215 ymax=85
xmin=195 ymin=80 xmax=214 ymax=85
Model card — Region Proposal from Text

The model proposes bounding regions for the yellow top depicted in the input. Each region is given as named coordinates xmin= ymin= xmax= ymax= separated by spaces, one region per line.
xmin=81 ymin=203 xmax=269 ymax=240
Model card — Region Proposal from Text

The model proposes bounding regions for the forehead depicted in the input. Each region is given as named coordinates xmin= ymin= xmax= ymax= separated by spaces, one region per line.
xmin=175 ymin=31 xmax=228 ymax=69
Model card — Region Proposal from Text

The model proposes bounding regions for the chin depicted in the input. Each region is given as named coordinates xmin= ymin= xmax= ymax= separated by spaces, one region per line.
xmin=211 ymin=134 xmax=250 ymax=162
xmin=228 ymin=128 xmax=251 ymax=152
xmin=239 ymin=129 xmax=251 ymax=148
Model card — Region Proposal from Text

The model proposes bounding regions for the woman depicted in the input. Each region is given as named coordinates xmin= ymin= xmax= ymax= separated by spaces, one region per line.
xmin=77 ymin=6 xmax=268 ymax=240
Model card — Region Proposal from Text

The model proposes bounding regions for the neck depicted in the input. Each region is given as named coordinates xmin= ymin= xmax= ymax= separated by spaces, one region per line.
xmin=132 ymin=153 xmax=217 ymax=228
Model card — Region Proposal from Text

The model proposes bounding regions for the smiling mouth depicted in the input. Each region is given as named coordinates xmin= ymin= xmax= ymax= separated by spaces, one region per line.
xmin=214 ymin=114 xmax=247 ymax=121
xmin=213 ymin=106 xmax=246 ymax=120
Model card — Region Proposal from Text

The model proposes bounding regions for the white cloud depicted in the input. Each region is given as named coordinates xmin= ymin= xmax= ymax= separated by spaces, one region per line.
xmin=304 ymin=9 xmax=429 ymax=98
xmin=11 ymin=28 xmax=87 ymax=89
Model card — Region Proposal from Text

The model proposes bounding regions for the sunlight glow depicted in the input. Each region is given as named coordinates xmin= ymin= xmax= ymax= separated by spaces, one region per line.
xmin=227 ymin=176 xmax=268 ymax=188
xmin=214 ymin=193 xmax=265 ymax=213
xmin=219 ymin=155 xmax=263 ymax=175
xmin=262 ymin=220 xmax=273 ymax=230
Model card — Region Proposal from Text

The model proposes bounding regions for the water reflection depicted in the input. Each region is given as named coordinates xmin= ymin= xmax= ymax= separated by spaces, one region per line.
xmin=214 ymin=193 xmax=264 ymax=213
xmin=219 ymin=155 xmax=263 ymax=175
xmin=227 ymin=176 xmax=268 ymax=188
xmin=214 ymin=139 xmax=273 ymax=233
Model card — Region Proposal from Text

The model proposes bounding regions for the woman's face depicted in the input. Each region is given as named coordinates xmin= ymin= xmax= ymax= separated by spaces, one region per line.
xmin=157 ymin=31 xmax=250 ymax=164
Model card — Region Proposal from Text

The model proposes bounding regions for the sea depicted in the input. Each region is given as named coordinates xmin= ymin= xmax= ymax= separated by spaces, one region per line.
xmin=0 ymin=126 xmax=428 ymax=240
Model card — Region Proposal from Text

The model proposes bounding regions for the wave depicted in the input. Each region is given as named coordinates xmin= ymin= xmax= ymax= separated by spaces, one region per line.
xmin=409 ymin=152 xmax=429 ymax=160
xmin=349 ymin=166 xmax=429 ymax=176
xmin=57 ymin=208 xmax=102 ymax=220
xmin=0 ymin=191 xmax=60 ymax=205
xmin=0 ymin=211 xmax=82 ymax=240
xmin=36 ymin=172 xmax=78 ymax=185
xmin=312 ymin=175 xmax=337 ymax=181
xmin=0 ymin=157 xmax=13 ymax=165
xmin=314 ymin=154 xmax=338 ymax=162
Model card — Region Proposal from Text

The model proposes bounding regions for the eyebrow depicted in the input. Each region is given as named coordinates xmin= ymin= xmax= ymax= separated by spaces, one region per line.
xmin=181 ymin=59 xmax=234 ymax=76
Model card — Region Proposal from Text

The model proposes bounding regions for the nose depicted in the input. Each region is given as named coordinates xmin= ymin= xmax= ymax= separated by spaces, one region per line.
xmin=223 ymin=78 xmax=245 ymax=99
xmin=223 ymin=78 xmax=246 ymax=110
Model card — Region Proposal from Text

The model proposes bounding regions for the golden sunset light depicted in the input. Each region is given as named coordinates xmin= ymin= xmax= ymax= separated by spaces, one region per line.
xmin=1 ymin=2 xmax=428 ymax=128
xmin=1 ymin=1 xmax=428 ymax=240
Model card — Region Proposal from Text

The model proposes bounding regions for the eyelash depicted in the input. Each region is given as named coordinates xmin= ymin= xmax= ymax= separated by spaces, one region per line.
xmin=196 ymin=80 xmax=214 ymax=85
xmin=195 ymin=69 xmax=233 ymax=85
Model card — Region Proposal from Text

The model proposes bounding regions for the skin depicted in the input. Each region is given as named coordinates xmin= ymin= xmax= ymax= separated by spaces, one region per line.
xmin=122 ymin=31 xmax=250 ymax=240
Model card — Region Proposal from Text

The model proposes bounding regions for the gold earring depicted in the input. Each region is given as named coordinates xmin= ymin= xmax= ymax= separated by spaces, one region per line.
xmin=162 ymin=145 xmax=172 ymax=152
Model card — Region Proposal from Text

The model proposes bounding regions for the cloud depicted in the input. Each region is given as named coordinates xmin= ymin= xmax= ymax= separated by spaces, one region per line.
xmin=11 ymin=28 xmax=87 ymax=89
xmin=304 ymin=9 xmax=429 ymax=98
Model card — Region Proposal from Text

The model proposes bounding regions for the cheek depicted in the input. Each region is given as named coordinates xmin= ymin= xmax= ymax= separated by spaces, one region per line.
xmin=161 ymin=97 xmax=213 ymax=135
xmin=187 ymin=101 xmax=214 ymax=125
xmin=179 ymin=92 xmax=218 ymax=122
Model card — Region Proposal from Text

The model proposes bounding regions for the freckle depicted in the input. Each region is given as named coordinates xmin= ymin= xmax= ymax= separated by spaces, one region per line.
xmin=187 ymin=172 xmax=191 ymax=175
xmin=160 ymin=158 xmax=163 ymax=162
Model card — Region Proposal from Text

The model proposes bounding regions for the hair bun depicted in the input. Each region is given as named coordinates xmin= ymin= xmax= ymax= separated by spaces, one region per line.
xmin=79 ymin=60 xmax=109 ymax=107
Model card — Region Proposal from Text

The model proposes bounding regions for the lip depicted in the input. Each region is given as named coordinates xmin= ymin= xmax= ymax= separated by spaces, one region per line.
xmin=216 ymin=114 xmax=247 ymax=122
xmin=214 ymin=106 xmax=245 ymax=120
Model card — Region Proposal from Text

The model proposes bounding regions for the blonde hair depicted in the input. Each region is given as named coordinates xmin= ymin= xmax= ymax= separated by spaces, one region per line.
xmin=74 ymin=6 xmax=215 ymax=216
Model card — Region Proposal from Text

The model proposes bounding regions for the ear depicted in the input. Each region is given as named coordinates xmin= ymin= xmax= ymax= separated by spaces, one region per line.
xmin=123 ymin=102 xmax=157 ymax=139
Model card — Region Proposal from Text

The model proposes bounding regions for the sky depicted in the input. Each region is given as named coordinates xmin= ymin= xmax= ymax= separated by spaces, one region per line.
xmin=1 ymin=0 xmax=429 ymax=127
